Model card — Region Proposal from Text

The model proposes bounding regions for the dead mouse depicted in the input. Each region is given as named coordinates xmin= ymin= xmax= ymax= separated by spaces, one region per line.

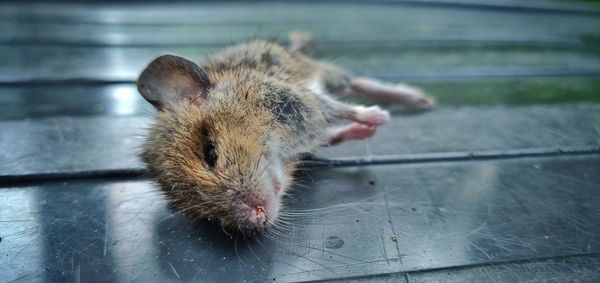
xmin=137 ymin=36 xmax=434 ymax=232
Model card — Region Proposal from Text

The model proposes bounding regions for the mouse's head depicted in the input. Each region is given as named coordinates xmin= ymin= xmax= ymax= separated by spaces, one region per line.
xmin=137 ymin=54 xmax=294 ymax=231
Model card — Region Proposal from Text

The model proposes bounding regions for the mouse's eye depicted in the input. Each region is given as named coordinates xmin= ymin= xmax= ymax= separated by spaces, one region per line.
xmin=203 ymin=140 xmax=217 ymax=169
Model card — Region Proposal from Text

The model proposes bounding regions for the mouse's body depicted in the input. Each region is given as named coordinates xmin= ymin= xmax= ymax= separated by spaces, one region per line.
xmin=138 ymin=39 xmax=433 ymax=232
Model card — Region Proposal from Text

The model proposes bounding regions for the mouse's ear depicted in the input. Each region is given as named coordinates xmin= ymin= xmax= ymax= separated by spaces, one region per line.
xmin=137 ymin=54 xmax=210 ymax=110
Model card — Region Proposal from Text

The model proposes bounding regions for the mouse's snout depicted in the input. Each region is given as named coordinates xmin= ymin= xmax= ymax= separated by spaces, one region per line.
xmin=247 ymin=204 xmax=268 ymax=227
xmin=231 ymin=189 xmax=279 ymax=231
xmin=234 ymin=202 xmax=270 ymax=230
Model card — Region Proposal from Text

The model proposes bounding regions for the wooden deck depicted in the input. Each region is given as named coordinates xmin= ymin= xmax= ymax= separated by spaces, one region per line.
xmin=1 ymin=1 xmax=600 ymax=282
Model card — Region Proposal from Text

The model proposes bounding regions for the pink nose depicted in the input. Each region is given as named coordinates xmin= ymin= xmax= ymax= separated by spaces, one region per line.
xmin=248 ymin=205 xmax=268 ymax=227
xmin=254 ymin=205 xmax=266 ymax=215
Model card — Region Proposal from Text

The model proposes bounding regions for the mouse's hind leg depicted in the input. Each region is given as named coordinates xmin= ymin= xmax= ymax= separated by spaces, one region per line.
xmin=317 ymin=93 xmax=391 ymax=126
xmin=350 ymin=77 xmax=435 ymax=110
xmin=311 ymin=76 xmax=391 ymax=145
xmin=317 ymin=63 xmax=435 ymax=111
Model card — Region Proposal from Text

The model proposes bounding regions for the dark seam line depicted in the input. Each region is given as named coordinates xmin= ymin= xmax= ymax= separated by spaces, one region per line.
xmin=3 ymin=70 xmax=600 ymax=87
xmin=0 ymin=169 xmax=148 ymax=187
xmin=366 ymin=70 xmax=600 ymax=81
xmin=341 ymin=0 xmax=600 ymax=16
xmin=2 ymin=0 xmax=600 ymax=17
xmin=304 ymin=145 xmax=600 ymax=168
xmin=1 ymin=146 xmax=599 ymax=186
xmin=0 ymin=18 xmax=321 ymax=28
xmin=0 ymin=40 xmax=228 ymax=48
xmin=0 ymin=79 xmax=134 ymax=87
xmin=0 ymin=38 xmax=582 ymax=48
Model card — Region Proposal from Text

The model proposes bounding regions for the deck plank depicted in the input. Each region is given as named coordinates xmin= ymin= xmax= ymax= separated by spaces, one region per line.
xmin=1 ymin=155 xmax=599 ymax=282
xmin=1 ymin=103 xmax=599 ymax=178
xmin=0 ymin=167 xmax=400 ymax=283
xmin=2 ymin=78 xmax=600 ymax=120
xmin=2 ymin=1 xmax=599 ymax=27
xmin=407 ymin=254 xmax=600 ymax=283
xmin=1 ymin=44 xmax=599 ymax=84
xmin=1 ymin=2 xmax=599 ymax=46
xmin=323 ymin=254 xmax=600 ymax=282
xmin=1 ymin=1 xmax=600 ymax=282
xmin=384 ymin=155 xmax=600 ymax=272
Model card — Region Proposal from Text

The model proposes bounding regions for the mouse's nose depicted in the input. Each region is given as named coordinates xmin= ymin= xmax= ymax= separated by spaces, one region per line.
xmin=247 ymin=205 xmax=268 ymax=227
xmin=239 ymin=195 xmax=271 ymax=229
xmin=251 ymin=205 xmax=267 ymax=220
xmin=254 ymin=205 xmax=266 ymax=215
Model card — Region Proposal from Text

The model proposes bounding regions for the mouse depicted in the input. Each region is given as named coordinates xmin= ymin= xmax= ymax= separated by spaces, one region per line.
xmin=137 ymin=35 xmax=434 ymax=232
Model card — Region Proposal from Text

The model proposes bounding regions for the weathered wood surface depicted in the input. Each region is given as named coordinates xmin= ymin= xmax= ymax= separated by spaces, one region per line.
xmin=1 ymin=1 xmax=599 ymax=282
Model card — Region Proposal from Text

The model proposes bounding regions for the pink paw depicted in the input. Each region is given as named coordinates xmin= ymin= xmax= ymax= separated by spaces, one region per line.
xmin=354 ymin=106 xmax=390 ymax=126
xmin=330 ymin=123 xmax=377 ymax=145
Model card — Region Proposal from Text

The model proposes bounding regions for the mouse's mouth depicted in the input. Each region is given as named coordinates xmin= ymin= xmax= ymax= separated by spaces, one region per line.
xmin=234 ymin=183 xmax=282 ymax=231
xmin=248 ymin=204 xmax=268 ymax=226
xmin=233 ymin=201 xmax=270 ymax=231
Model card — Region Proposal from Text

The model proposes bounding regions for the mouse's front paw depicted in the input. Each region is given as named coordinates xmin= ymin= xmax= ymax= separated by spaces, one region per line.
xmin=354 ymin=105 xmax=390 ymax=126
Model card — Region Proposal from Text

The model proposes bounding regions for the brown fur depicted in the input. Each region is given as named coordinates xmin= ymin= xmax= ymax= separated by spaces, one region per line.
xmin=141 ymin=41 xmax=338 ymax=231
xmin=138 ymin=39 xmax=433 ymax=232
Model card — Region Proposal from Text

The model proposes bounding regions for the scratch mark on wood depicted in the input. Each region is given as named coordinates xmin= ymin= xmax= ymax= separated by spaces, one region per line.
xmin=167 ymin=261 xmax=181 ymax=279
